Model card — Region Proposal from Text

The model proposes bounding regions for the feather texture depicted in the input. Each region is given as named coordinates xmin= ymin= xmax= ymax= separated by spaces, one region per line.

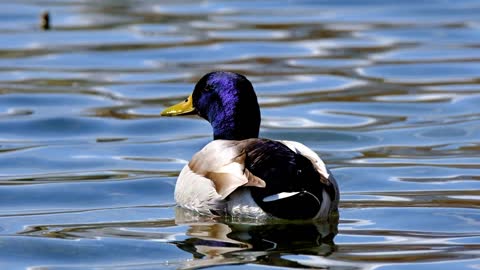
xmin=174 ymin=139 xmax=339 ymax=219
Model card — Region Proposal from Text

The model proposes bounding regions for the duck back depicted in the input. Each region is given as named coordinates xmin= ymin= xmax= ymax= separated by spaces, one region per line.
xmin=237 ymin=139 xmax=336 ymax=219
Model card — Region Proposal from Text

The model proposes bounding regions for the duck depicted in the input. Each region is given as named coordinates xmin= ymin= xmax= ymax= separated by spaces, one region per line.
xmin=161 ymin=71 xmax=339 ymax=220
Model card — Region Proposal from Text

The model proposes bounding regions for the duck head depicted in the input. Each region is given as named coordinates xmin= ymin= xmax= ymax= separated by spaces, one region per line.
xmin=161 ymin=71 xmax=261 ymax=140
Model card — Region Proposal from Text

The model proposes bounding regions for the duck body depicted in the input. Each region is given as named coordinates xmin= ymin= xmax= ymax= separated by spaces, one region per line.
xmin=162 ymin=71 xmax=339 ymax=220
xmin=175 ymin=139 xmax=338 ymax=220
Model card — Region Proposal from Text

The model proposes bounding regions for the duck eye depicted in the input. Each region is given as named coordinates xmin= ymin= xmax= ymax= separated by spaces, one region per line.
xmin=204 ymin=85 xmax=213 ymax=92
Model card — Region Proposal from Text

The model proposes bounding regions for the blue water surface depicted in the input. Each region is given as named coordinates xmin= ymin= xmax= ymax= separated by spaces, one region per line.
xmin=0 ymin=0 xmax=479 ymax=269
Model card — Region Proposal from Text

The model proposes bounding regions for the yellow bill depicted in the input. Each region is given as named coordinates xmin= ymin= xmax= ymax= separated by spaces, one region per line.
xmin=161 ymin=94 xmax=195 ymax=116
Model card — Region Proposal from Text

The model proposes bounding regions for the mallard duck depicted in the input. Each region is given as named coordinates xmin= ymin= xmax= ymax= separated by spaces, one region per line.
xmin=161 ymin=71 xmax=339 ymax=220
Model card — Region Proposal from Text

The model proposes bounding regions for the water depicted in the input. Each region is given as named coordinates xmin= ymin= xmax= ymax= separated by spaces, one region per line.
xmin=0 ymin=0 xmax=479 ymax=269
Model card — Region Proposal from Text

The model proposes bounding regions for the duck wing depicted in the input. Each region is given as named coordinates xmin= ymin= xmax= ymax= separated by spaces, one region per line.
xmin=279 ymin=140 xmax=339 ymax=211
xmin=174 ymin=139 xmax=266 ymax=214
xmin=242 ymin=139 xmax=338 ymax=219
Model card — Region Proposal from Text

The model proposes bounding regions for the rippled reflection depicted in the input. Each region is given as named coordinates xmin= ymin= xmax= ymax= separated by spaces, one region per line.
xmin=174 ymin=208 xmax=338 ymax=269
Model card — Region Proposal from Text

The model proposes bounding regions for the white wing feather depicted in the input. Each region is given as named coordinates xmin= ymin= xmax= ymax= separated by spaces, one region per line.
xmin=174 ymin=140 xmax=265 ymax=214
xmin=279 ymin=140 xmax=329 ymax=178
xmin=174 ymin=164 xmax=222 ymax=214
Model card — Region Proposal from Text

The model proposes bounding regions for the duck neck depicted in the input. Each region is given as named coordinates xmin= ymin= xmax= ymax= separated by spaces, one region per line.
xmin=212 ymin=117 xmax=260 ymax=140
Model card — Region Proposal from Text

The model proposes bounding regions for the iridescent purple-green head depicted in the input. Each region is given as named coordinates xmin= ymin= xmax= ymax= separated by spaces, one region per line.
xmin=161 ymin=71 xmax=261 ymax=140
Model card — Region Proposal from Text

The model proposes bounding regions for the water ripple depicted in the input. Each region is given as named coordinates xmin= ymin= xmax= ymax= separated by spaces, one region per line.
xmin=0 ymin=1 xmax=479 ymax=270
xmin=357 ymin=62 xmax=480 ymax=84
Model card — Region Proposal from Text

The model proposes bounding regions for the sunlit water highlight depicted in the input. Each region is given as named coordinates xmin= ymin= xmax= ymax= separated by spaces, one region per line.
xmin=0 ymin=1 xmax=479 ymax=269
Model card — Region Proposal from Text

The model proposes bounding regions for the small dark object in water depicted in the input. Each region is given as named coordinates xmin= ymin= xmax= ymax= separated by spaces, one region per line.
xmin=40 ymin=11 xmax=50 ymax=30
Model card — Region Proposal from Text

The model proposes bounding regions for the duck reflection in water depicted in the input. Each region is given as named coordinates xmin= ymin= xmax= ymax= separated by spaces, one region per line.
xmin=173 ymin=207 xmax=338 ymax=269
